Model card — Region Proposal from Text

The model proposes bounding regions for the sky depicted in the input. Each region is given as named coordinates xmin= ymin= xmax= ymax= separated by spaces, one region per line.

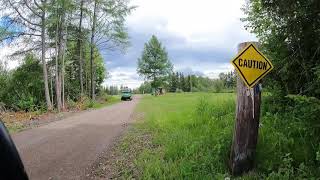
xmin=0 ymin=0 xmax=257 ymax=88
xmin=103 ymin=0 xmax=257 ymax=88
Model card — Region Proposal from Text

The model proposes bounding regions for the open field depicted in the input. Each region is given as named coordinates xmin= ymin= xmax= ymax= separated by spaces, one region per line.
xmin=103 ymin=93 xmax=320 ymax=179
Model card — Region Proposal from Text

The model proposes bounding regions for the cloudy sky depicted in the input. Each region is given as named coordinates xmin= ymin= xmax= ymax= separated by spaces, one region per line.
xmin=103 ymin=0 xmax=256 ymax=88
xmin=0 ymin=0 xmax=256 ymax=88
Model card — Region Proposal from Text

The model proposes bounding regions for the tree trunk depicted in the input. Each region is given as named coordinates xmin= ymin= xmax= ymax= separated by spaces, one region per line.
xmin=229 ymin=42 xmax=261 ymax=176
xmin=78 ymin=0 xmax=84 ymax=97
xmin=61 ymin=20 xmax=68 ymax=110
xmin=90 ymin=0 xmax=97 ymax=100
xmin=55 ymin=15 xmax=62 ymax=112
xmin=50 ymin=67 xmax=53 ymax=106
xmin=40 ymin=0 xmax=52 ymax=111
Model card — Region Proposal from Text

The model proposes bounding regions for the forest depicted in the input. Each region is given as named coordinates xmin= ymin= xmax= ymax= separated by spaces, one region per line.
xmin=0 ymin=0 xmax=133 ymax=112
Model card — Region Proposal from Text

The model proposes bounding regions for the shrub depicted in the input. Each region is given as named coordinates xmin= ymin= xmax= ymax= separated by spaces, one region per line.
xmin=257 ymin=95 xmax=320 ymax=177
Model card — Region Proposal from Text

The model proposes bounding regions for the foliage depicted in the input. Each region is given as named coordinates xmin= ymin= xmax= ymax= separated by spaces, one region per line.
xmin=105 ymin=85 xmax=120 ymax=95
xmin=137 ymin=70 xmax=236 ymax=94
xmin=166 ymin=71 xmax=236 ymax=93
xmin=138 ymin=82 xmax=152 ymax=94
xmin=0 ymin=0 xmax=133 ymax=111
xmin=242 ymin=0 xmax=320 ymax=98
xmin=0 ymin=54 xmax=45 ymax=111
xmin=137 ymin=35 xmax=173 ymax=88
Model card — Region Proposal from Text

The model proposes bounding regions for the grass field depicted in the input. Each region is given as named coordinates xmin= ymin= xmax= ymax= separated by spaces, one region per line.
xmin=135 ymin=93 xmax=235 ymax=179
xmin=112 ymin=92 xmax=320 ymax=179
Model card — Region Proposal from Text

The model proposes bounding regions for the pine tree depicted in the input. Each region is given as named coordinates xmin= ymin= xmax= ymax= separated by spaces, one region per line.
xmin=169 ymin=73 xmax=177 ymax=92
xmin=186 ymin=75 xmax=192 ymax=92
xmin=180 ymin=73 xmax=187 ymax=92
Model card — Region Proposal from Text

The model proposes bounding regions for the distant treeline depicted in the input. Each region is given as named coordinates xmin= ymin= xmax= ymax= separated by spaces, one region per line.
xmin=103 ymin=85 xmax=134 ymax=95
xmin=137 ymin=71 xmax=236 ymax=94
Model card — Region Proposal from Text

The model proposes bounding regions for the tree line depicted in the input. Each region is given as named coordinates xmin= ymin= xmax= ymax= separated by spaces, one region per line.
xmin=137 ymin=35 xmax=237 ymax=94
xmin=137 ymin=70 xmax=236 ymax=94
xmin=0 ymin=0 xmax=133 ymax=112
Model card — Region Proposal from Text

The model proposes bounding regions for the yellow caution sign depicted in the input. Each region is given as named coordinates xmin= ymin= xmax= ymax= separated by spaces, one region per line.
xmin=231 ymin=43 xmax=273 ymax=88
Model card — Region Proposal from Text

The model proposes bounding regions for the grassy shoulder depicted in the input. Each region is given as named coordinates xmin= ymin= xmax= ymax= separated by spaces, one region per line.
xmin=1 ymin=95 xmax=122 ymax=133
xmin=110 ymin=93 xmax=320 ymax=179
xmin=90 ymin=95 xmax=121 ymax=109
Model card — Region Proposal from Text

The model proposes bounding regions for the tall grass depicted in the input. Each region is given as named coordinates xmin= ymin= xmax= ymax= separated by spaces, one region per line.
xmin=133 ymin=93 xmax=235 ymax=179
xmin=123 ymin=93 xmax=320 ymax=179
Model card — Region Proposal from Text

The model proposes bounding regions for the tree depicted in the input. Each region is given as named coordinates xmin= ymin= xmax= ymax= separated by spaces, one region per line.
xmin=0 ymin=0 xmax=53 ymax=110
xmin=89 ymin=0 xmax=98 ymax=100
xmin=242 ymin=0 xmax=320 ymax=97
xmin=77 ymin=0 xmax=85 ymax=96
xmin=169 ymin=73 xmax=178 ymax=92
xmin=175 ymin=72 xmax=180 ymax=89
xmin=138 ymin=82 xmax=152 ymax=94
xmin=1 ymin=54 xmax=45 ymax=111
xmin=49 ymin=0 xmax=74 ymax=111
xmin=88 ymin=0 xmax=134 ymax=100
xmin=0 ymin=0 xmax=132 ymax=111
xmin=186 ymin=75 xmax=192 ymax=92
xmin=180 ymin=73 xmax=187 ymax=92
xmin=137 ymin=35 xmax=173 ymax=90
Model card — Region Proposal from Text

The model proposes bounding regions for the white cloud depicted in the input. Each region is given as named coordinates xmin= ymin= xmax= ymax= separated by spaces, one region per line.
xmin=127 ymin=0 xmax=256 ymax=49
xmin=103 ymin=67 xmax=144 ymax=89
xmin=104 ymin=0 xmax=256 ymax=88
xmin=204 ymin=63 xmax=234 ymax=79
xmin=0 ymin=0 xmax=256 ymax=89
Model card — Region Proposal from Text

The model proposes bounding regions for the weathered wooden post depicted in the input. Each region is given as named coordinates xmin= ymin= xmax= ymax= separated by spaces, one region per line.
xmin=229 ymin=41 xmax=264 ymax=175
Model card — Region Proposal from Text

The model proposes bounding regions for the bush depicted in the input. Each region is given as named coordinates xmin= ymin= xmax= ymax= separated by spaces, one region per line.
xmin=1 ymin=54 xmax=45 ymax=111
xmin=66 ymin=99 xmax=77 ymax=110
xmin=256 ymin=95 xmax=320 ymax=177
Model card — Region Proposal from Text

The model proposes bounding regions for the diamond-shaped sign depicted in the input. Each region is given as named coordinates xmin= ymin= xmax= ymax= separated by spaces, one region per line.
xmin=231 ymin=43 xmax=273 ymax=88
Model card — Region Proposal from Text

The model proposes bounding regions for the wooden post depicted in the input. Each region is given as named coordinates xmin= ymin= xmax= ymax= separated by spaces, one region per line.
xmin=229 ymin=42 xmax=261 ymax=176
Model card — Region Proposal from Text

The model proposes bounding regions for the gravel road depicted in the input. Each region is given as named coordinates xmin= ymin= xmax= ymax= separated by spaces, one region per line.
xmin=12 ymin=95 xmax=141 ymax=180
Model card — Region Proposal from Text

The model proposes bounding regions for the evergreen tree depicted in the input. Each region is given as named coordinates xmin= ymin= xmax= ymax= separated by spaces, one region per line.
xmin=175 ymin=72 xmax=180 ymax=90
xmin=186 ymin=75 xmax=192 ymax=92
xmin=137 ymin=35 xmax=173 ymax=90
xmin=169 ymin=73 xmax=178 ymax=92
xmin=180 ymin=73 xmax=186 ymax=92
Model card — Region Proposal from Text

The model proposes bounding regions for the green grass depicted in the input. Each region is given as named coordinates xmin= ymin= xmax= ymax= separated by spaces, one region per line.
xmin=91 ymin=95 xmax=121 ymax=109
xmin=116 ymin=92 xmax=320 ymax=179
xmin=117 ymin=93 xmax=235 ymax=179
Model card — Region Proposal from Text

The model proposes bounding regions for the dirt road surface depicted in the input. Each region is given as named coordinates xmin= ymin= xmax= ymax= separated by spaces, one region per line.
xmin=12 ymin=95 xmax=141 ymax=180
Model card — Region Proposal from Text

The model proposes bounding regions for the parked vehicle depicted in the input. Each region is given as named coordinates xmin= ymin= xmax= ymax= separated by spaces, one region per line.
xmin=121 ymin=89 xmax=132 ymax=101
